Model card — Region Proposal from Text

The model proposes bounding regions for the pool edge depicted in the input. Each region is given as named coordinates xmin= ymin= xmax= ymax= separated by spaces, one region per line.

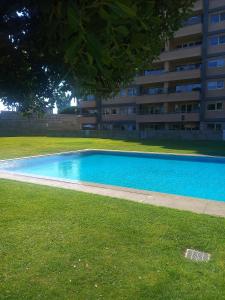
xmin=1 ymin=168 xmax=225 ymax=218
xmin=1 ymin=148 xmax=225 ymax=218
xmin=1 ymin=148 xmax=225 ymax=163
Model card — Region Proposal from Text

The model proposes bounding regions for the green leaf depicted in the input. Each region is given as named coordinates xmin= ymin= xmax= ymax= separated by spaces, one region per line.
xmin=67 ymin=6 xmax=79 ymax=30
xmin=114 ymin=2 xmax=137 ymax=17
xmin=116 ymin=26 xmax=129 ymax=36
xmin=86 ymin=33 xmax=103 ymax=69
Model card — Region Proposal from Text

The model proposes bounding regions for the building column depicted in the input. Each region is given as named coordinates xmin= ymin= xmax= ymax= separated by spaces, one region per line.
xmin=200 ymin=0 xmax=209 ymax=129
xmin=164 ymin=61 xmax=170 ymax=72
xmin=165 ymin=40 xmax=170 ymax=52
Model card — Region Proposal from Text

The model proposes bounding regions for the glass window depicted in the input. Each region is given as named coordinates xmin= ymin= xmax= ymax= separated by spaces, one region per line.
xmin=86 ymin=95 xmax=95 ymax=101
xmin=210 ymin=14 xmax=220 ymax=24
xmin=111 ymin=108 xmax=118 ymax=115
xmin=219 ymin=35 xmax=225 ymax=44
xmin=195 ymin=41 xmax=202 ymax=46
xmin=208 ymin=81 xmax=224 ymax=90
xmin=127 ymin=106 xmax=136 ymax=114
xmin=208 ymin=59 xmax=225 ymax=68
xmin=207 ymin=123 xmax=222 ymax=131
xmin=144 ymin=69 xmax=164 ymax=76
xmin=187 ymin=104 xmax=192 ymax=112
xmin=211 ymin=12 xmax=225 ymax=23
xmin=216 ymin=103 xmax=223 ymax=110
xmin=207 ymin=123 xmax=215 ymax=130
xmin=218 ymin=81 xmax=224 ymax=89
xmin=215 ymin=124 xmax=222 ymax=131
xmin=221 ymin=12 xmax=225 ymax=22
xmin=209 ymin=36 xmax=219 ymax=46
xmin=120 ymin=89 xmax=127 ymax=97
xmin=176 ymin=83 xmax=201 ymax=92
xmin=127 ymin=87 xmax=138 ymax=96
xmin=207 ymin=103 xmax=216 ymax=111
xmin=119 ymin=107 xmax=126 ymax=115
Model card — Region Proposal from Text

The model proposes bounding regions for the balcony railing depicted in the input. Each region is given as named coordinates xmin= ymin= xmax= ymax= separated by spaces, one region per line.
xmin=182 ymin=16 xmax=202 ymax=27
xmin=139 ymin=109 xmax=200 ymax=115
xmin=175 ymin=64 xmax=201 ymax=72
xmin=137 ymin=64 xmax=201 ymax=78
xmin=141 ymin=86 xmax=201 ymax=96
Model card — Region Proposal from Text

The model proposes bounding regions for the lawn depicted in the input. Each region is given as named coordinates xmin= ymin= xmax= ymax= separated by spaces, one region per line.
xmin=1 ymin=137 xmax=225 ymax=299
xmin=0 ymin=136 xmax=225 ymax=159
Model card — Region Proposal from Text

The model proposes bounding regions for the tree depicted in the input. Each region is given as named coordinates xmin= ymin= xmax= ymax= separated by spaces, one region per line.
xmin=0 ymin=0 xmax=195 ymax=113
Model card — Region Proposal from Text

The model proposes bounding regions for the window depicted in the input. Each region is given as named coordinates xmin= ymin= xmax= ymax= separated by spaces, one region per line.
xmin=210 ymin=36 xmax=219 ymax=45
xmin=120 ymin=89 xmax=127 ymax=97
xmin=216 ymin=124 xmax=222 ymax=131
xmin=207 ymin=123 xmax=222 ymax=131
xmin=222 ymin=12 xmax=225 ymax=22
xmin=86 ymin=95 xmax=95 ymax=101
xmin=210 ymin=12 xmax=225 ymax=24
xmin=127 ymin=106 xmax=136 ymax=114
xmin=217 ymin=102 xmax=223 ymax=110
xmin=144 ymin=69 xmax=164 ymax=76
xmin=102 ymin=108 xmax=110 ymax=115
xmin=82 ymin=124 xmax=96 ymax=130
xmin=208 ymin=59 xmax=225 ymax=68
xmin=175 ymin=83 xmax=201 ymax=93
xmin=127 ymin=124 xmax=136 ymax=131
xmin=220 ymin=35 xmax=225 ymax=44
xmin=111 ymin=108 xmax=118 ymax=115
xmin=143 ymin=87 xmax=164 ymax=95
xmin=127 ymin=87 xmax=138 ymax=96
xmin=183 ymin=15 xmax=201 ymax=26
xmin=176 ymin=40 xmax=202 ymax=49
xmin=175 ymin=63 xmax=201 ymax=72
xmin=208 ymin=81 xmax=224 ymax=90
xmin=209 ymin=35 xmax=225 ymax=46
xmin=207 ymin=104 xmax=216 ymax=111
xmin=211 ymin=14 xmax=220 ymax=24
xmin=207 ymin=102 xmax=223 ymax=111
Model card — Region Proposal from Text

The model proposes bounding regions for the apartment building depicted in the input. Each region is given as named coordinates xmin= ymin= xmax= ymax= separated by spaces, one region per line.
xmin=78 ymin=0 xmax=225 ymax=134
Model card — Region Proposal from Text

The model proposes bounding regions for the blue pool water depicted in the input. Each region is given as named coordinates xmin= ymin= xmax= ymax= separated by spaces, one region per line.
xmin=1 ymin=150 xmax=225 ymax=202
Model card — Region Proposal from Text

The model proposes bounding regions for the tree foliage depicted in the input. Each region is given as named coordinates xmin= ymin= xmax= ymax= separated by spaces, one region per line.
xmin=0 ymin=0 xmax=195 ymax=113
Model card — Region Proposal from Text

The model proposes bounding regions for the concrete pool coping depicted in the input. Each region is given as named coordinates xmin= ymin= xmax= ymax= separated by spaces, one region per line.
xmin=1 ymin=149 xmax=225 ymax=218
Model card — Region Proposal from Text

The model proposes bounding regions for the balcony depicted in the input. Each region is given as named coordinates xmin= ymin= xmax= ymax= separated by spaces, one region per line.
xmin=193 ymin=0 xmax=203 ymax=11
xmin=79 ymin=115 xmax=97 ymax=124
xmin=135 ymin=68 xmax=201 ymax=85
xmin=136 ymin=112 xmax=200 ymax=123
xmin=102 ymin=97 xmax=136 ymax=106
xmin=209 ymin=0 xmax=225 ymax=9
xmin=155 ymin=45 xmax=201 ymax=62
xmin=102 ymin=114 xmax=136 ymax=122
xmin=78 ymin=100 xmax=97 ymax=108
xmin=174 ymin=23 xmax=202 ymax=38
xmin=136 ymin=90 xmax=200 ymax=104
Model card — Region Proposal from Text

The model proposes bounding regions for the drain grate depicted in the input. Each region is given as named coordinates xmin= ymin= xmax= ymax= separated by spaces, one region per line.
xmin=185 ymin=249 xmax=211 ymax=262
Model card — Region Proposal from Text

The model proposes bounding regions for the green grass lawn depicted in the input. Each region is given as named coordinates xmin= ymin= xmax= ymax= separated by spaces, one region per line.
xmin=1 ymin=137 xmax=225 ymax=299
xmin=0 ymin=136 xmax=225 ymax=159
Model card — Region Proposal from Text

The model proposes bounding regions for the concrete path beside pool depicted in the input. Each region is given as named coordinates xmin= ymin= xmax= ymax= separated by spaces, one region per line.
xmin=1 ymin=171 xmax=225 ymax=218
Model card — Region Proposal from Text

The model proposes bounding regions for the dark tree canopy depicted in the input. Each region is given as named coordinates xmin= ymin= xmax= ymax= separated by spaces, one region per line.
xmin=0 ymin=0 xmax=195 ymax=113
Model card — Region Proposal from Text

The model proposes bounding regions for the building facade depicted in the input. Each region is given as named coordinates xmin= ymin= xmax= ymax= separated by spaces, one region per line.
xmin=78 ymin=0 xmax=225 ymax=134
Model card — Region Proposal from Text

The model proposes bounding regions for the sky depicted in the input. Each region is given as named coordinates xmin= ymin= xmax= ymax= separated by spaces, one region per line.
xmin=0 ymin=101 xmax=7 ymax=111
xmin=0 ymin=99 xmax=77 ymax=113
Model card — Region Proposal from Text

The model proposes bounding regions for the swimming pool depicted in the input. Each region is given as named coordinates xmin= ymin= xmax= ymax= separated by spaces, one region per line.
xmin=1 ymin=150 xmax=225 ymax=202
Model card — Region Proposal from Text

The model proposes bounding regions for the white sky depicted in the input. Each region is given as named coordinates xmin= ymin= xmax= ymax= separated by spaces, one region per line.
xmin=0 ymin=98 xmax=77 ymax=113
xmin=0 ymin=101 xmax=7 ymax=111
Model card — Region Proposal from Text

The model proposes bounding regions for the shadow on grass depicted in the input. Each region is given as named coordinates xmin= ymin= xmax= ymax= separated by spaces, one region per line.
xmin=134 ymin=138 xmax=225 ymax=156
xmin=49 ymin=134 xmax=225 ymax=157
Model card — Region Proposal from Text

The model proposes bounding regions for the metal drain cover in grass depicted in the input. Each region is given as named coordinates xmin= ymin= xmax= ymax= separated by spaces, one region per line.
xmin=185 ymin=249 xmax=211 ymax=262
